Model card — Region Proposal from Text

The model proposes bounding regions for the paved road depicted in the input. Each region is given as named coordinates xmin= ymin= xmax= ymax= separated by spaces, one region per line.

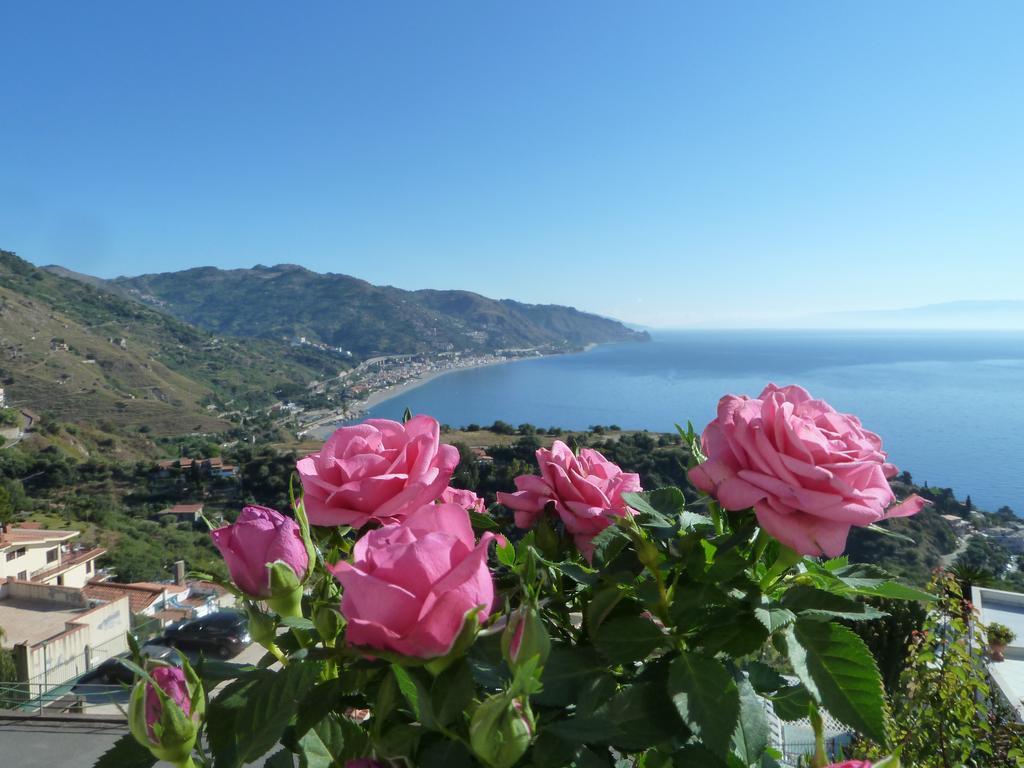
xmin=0 ymin=718 xmax=286 ymax=767
xmin=0 ymin=640 xmax=282 ymax=767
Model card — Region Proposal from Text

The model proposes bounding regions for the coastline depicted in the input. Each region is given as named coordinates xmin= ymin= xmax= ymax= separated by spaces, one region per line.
xmin=303 ymin=344 xmax=599 ymax=439
xmin=362 ymin=342 xmax=600 ymax=413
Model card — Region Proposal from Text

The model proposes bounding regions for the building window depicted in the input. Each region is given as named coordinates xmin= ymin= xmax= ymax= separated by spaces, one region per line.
xmin=17 ymin=571 xmax=27 ymax=580
xmin=46 ymin=548 xmax=59 ymax=563
xmin=56 ymin=575 xmax=64 ymax=586
xmin=86 ymin=561 xmax=93 ymax=573
xmin=6 ymin=547 xmax=26 ymax=561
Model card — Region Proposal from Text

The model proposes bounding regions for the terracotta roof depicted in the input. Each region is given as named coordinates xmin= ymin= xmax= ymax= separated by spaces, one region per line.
xmin=83 ymin=580 xmax=187 ymax=613
xmin=30 ymin=547 xmax=106 ymax=583
xmin=191 ymin=580 xmax=229 ymax=596
xmin=0 ymin=527 xmax=78 ymax=548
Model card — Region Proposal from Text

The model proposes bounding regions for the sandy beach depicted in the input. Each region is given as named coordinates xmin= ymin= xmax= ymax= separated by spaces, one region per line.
xmin=303 ymin=345 xmax=598 ymax=439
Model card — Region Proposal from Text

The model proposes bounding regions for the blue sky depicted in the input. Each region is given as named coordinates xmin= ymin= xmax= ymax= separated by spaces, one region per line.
xmin=1 ymin=2 xmax=1023 ymax=327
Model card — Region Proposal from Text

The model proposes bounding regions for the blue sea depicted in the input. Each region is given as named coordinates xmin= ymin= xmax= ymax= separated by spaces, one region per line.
xmin=366 ymin=331 xmax=1024 ymax=515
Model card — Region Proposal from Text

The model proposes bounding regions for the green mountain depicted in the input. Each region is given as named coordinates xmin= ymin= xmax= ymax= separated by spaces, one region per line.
xmin=0 ymin=250 xmax=344 ymax=435
xmin=102 ymin=264 xmax=648 ymax=356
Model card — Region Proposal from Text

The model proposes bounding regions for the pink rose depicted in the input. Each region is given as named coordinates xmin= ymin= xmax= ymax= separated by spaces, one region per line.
xmin=688 ymin=384 xmax=926 ymax=558
xmin=328 ymin=503 xmax=500 ymax=658
xmin=441 ymin=486 xmax=486 ymax=514
xmin=145 ymin=666 xmax=191 ymax=742
xmin=211 ymin=505 xmax=309 ymax=598
xmin=826 ymin=762 xmax=873 ymax=768
xmin=497 ymin=441 xmax=641 ymax=561
xmin=297 ymin=415 xmax=459 ymax=528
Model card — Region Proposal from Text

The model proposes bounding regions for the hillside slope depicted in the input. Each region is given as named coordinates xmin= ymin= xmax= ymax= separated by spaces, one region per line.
xmin=103 ymin=264 xmax=648 ymax=356
xmin=1 ymin=251 xmax=345 ymax=434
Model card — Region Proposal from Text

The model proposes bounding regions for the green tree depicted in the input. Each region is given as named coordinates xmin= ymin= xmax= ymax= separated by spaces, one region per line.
xmin=865 ymin=571 xmax=1024 ymax=766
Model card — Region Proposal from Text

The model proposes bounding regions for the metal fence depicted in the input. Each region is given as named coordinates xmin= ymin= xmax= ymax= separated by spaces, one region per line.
xmin=0 ymin=680 xmax=127 ymax=715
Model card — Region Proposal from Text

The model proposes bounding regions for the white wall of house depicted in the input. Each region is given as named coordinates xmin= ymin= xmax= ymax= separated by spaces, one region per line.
xmin=0 ymin=540 xmax=67 ymax=582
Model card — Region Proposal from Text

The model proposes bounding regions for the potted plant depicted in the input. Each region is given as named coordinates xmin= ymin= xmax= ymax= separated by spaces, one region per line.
xmin=988 ymin=622 xmax=1016 ymax=661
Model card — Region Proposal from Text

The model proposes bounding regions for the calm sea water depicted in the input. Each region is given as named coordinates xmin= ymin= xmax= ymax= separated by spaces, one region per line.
xmin=367 ymin=331 xmax=1024 ymax=514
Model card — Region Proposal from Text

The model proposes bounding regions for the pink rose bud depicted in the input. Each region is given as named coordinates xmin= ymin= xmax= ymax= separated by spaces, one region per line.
xmin=688 ymin=384 xmax=927 ymax=558
xmin=211 ymin=505 xmax=310 ymax=599
xmin=328 ymin=503 xmax=498 ymax=659
xmin=497 ymin=441 xmax=641 ymax=561
xmin=144 ymin=666 xmax=191 ymax=741
xmin=501 ymin=604 xmax=550 ymax=670
xmin=441 ymin=486 xmax=486 ymax=514
xmin=297 ymin=415 xmax=459 ymax=528
xmin=128 ymin=661 xmax=204 ymax=765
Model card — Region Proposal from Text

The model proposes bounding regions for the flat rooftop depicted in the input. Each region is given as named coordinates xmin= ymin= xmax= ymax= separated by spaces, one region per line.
xmin=973 ymin=585 xmax=1024 ymax=719
xmin=981 ymin=598 xmax=1024 ymax=642
xmin=0 ymin=599 xmax=81 ymax=646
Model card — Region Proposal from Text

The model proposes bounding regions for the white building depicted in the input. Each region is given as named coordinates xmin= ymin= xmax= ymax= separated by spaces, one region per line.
xmin=0 ymin=525 xmax=105 ymax=589
xmin=0 ymin=578 xmax=130 ymax=687
xmin=973 ymin=585 xmax=1024 ymax=720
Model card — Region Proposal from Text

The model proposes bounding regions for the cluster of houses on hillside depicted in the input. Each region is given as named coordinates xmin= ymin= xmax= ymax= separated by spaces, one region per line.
xmin=155 ymin=455 xmax=238 ymax=478
xmin=0 ymin=523 xmax=233 ymax=692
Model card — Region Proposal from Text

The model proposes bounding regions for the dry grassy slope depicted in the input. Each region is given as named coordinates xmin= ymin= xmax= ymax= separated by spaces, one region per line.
xmin=0 ymin=283 xmax=229 ymax=434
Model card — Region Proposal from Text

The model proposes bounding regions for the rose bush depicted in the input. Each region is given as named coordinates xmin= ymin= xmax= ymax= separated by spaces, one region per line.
xmin=113 ymin=397 xmax=942 ymax=768
xmin=687 ymin=383 xmax=926 ymax=557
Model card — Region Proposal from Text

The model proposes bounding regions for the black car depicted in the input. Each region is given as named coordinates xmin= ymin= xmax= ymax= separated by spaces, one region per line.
xmin=162 ymin=611 xmax=250 ymax=658
xmin=73 ymin=642 xmax=178 ymax=688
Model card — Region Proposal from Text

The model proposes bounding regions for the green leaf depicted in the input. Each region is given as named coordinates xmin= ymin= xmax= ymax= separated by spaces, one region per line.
xmin=769 ymin=684 xmax=812 ymax=721
xmin=419 ymin=738 xmax=474 ymax=768
xmin=469 ymin=510 xmax=500 ymax=532
xmin=575 ymin=745 xmax=614 ymax=768
xmin=780 ymin=587 xmax=888 ymax=621
xmin=593 ymin=682 xmax=683 ymax=751
xmin=586 ymin=585 xmax=627 ymax=640
xmin=536 ymin=646 xmax=607 ymax=707
xmin=732 ymin=675 xmax=769 ymax=765
xmin=701 ymin=608 xmax=770 ymax=657
xmin=667 ymin=652 xmax=740 ymax=759
xmin=391 ymin=665 xmax=430 ymax=725
xmin=196 ymin=658 xmax=260 ymax=683
xmin=550 ymin=560 xmax=599 ymax=586
xmin=746 ymin=661 xmax=787 ymax=694
xmin=207 ymin=663 xmax=322 ymax=768
xmin=784 ymin=619 xmax=888 ymax=743
xmin=851 ymin=581 xmax=936 ymax=602
xmin=299 ymin=714 xmax=369 ymax=768
xmin=280 ymin=616 xmax=316 ymax=630
xmin=594 ymin=615 xmax=666 ymax=664
xmin=94 ymin=733 xmax=157 ymax=768
xmin=546 ymin=714 xmax=622 ymax=744
xmin=754 ymin=605 xmax=797 ymax=634
xmin=590 ymin=525 xmax=631 ymax=568
xmin=376 ymin=723 xmax=422 ymax=759
xmin=265 ymin=749 xmax=296 ymax=768
xmin=864 ymin=523 xmax=916 ymax=544
xmin=622 ymin=490 xmax=675 ymax=527
xmin=575 ymin=674 xmax=619 ymax=717
xmin=431 ymin=659 xmax=476 ymax=726
xmin=295 ymin=678 xmax=348 ymax=737
xmin=669 ymin=583 xmax=731 ymax=628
